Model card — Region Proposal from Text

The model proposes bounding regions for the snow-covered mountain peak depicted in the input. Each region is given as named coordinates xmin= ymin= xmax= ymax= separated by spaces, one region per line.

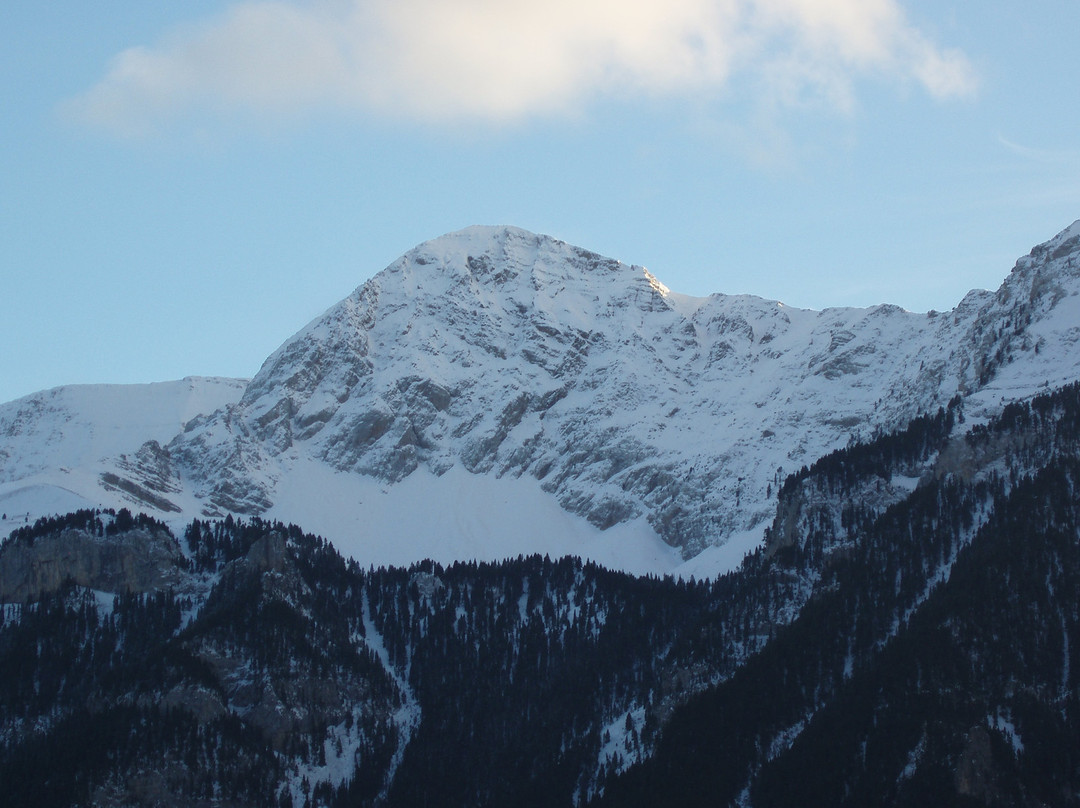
xmin=1018 ymin=218 xmax=1080 ymax=268
xmin=171 ymin=224 xmax=1072 ymax=561
xmin=992 ymin=219 xmax=1080 ymax=312
xmin=385 ymin=224 xmax=640 ymax=295
xmin=5 ymin=223 xmax=1080 ymax=576
xmin=952 ymin=218 xmax=1080 ymax=404
xmin=239 ymin=225 xmax=676 ymax=416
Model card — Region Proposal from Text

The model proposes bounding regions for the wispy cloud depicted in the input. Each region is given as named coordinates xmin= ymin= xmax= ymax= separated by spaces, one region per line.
xmin=997 ymin=135 xmax=1080 ymax=164
xmin=64 ymin=0 xmax=978 ymax=137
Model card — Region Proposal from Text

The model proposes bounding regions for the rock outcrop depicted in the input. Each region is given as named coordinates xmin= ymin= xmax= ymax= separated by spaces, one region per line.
xmin=0 ymin=525 xmax=187 ymax=602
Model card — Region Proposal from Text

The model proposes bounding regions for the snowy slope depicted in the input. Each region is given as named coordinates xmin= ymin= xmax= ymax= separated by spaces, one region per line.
xmin=0 ymin=377 xmax=245 ymax=524
xmin=3 ymin=222 xmax=1080 ymax=576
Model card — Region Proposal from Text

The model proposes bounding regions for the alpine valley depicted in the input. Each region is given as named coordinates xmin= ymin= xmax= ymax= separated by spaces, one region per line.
xmin=3 ymin=221 xmax=1080 ymax=806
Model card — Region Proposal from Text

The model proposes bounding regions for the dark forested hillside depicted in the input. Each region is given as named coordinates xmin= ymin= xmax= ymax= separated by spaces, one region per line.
xmin=3 ymin=383 xmax=1080 ymax=807
xmin=0 ymin=514 xmax=753 ymax=807
xmin=594 ymin=383 xmax=1080 ymax=807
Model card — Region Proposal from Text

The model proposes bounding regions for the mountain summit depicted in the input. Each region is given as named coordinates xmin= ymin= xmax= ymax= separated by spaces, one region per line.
xmin=3 ymin=222 xmax=1080 ymax=574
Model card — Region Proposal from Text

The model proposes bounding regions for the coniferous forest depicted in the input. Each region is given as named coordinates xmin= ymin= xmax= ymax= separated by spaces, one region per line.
xmin=3 ymin=383 xmax=1080 ymax=806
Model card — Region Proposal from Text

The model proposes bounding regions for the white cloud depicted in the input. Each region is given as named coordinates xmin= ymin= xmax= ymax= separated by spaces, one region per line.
xmin=64 ymin=0 xmax=977 ymax=136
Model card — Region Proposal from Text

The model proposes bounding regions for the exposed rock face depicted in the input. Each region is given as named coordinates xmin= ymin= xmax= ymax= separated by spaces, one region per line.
xmin=0 ymin=526 xmax=187 ymax=602
xmin=165 ymin=222 xmax=1080 ymax=557
xmin=953 ymin=725 xmax=1027 ymax=807
xmin=157 ymin=684 xmax=228 ymax=725
xmin=99 ymin=440 xmax=184 ymax=513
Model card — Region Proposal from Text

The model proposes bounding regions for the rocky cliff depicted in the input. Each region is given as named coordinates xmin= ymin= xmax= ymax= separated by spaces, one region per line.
xmin=0 ymin=520 xmax=187 ymax=603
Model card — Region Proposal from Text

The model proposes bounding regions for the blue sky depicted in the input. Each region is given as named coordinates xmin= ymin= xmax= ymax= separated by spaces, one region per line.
xmin=2 ymin=0 xmax=1079 ymax=404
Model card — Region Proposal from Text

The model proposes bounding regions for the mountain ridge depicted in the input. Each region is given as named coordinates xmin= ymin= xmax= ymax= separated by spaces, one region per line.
xmin=3 ymin=221 xmax=1080 ymax=574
